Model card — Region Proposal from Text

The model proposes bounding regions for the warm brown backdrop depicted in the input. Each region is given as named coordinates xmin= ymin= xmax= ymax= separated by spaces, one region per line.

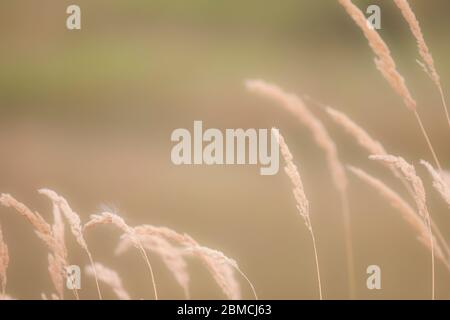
xmin=0 ymin=0 xmax=449 ymax=299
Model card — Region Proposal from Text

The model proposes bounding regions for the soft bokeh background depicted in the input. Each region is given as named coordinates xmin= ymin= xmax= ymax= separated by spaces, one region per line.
xmin=0 ymin=0 xmax=449 ymax=299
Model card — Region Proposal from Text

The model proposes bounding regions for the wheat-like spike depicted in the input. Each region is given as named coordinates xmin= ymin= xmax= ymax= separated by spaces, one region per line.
xmin=370 ymin=156 xmax=427 ymax=219
xmin=273 ymin=128 xmax=323 ymax=300
xmin=370 ymin=155 xmax=435 ymax=299
xmin=38 ymin=189 xmax=103 ymax=299
xmin=274 ymin=129 xmax=311 ymax=230
xmin=0 ymin=194 xmax=55 ymax=249
xmin=326 ymin=106 xmax=386 ymax=155
xmin=348 ymin=166 xmax=448 ymax=274
xmin=325 ymin=106 xmax=419 ymax=191
xmin=246 ymin=79 xmax=347 ymax=192
xmin=246 ymin=80 xmax=354 ymax=296
xmin=84 ymin=212 xmax=133 ymax=235
xmin=348 ymin=166 xmax=422 ymax=229
xmin=393 ymin=0 xmax=438 ymax=83
xmin=393 ymin=0 xmax=450 ymax=127
xmin=442 ymin=171 xmax=450 ymax=188
xmin=325 ymin=105 xmax=399 ymax=179
xmin=326 ymin=107 xmax=450 ymax=262
xmin=131 ymin=225 xmax=255 ymax=300
xmin=39 ymin=189 xmax=88 ymax=252
xmin=338 ymin=0 xmax=416 ymax=110
xmin=421 ymin=160 xmax=450 ymax=208
xmin=133 ymin=225 xmax=192 ymax=245
xmin=84 ymin=212 xmax=158 ymax=300
xmin=0 ymin=193 xmax=70 ymax=299
xmin=325 ymin=106 xmax=450 ymax=258
xmin=0 ymin=223 xmax=9 ymax=295
xmin=48 ymin=253 xmax=65 ymax=299
xmin=338 ymin=0 xmax=442 ymax=172
xmin=186 ymin=245 xmax=243 ymax=300
xmin=116 ymin=234 xmax=190 ymax=299
xmin=86 ymin=263 xmax=130 ymax=300
xmin=49 ymin=196 xmax=65 ymax=258
xmin=48 ymin=198 xmax=67 ymax=300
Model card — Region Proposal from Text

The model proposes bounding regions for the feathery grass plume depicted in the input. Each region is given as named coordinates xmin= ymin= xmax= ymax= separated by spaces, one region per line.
xmin=325 ymin=106 xmax=406 ymax=185
xmin=0 ymin=223 xmax=9 ymax=295
xmin=337 ymin=0 xmax=415 ymax=110
xmin=38 ymin=189 xmax=102 ymax=300
xmin=370 ymin=155 xmax=435 ymax=299
xmin=185 ymin=245 xmax=244 ymax=300
xmin=325 ymin=106 xmax=413 ymax=190
xmin=273 ymin=129 xmax=323 ymax=299
xmin=325 ymin=106 xmax=386 ymax=156
xmin=326 ymin=105 xmax=423 ymax=195
xmin=393 ymin=0 xmax=450 ymax=127
xmin=47 ymin=196 xmax=69 ymax=300
xmin=84 ymin=212 xmax=158 ymax=300
xmin=348 ymin=166 xmax=448 ymax=268
xmin=86 ymin=263 xmax=130 ymax=300
xmin=443 ymin=171 xmax=450 ymax=188
xmin=421 ymin=161 xmax=450 ymax=208
xmin=47 ymin=253 xmax=66 ymax=299
xmin=246 ymin=79 xmax=353 ymax=298
xmin=116 ymin=234 xmax=190 ymax=299
xmin=130 ymin=225 xmax=256 ymax=300
xmin=326 ymin=107 xmax=450 ymax=257
xmin=45 ymin=191 xmax=81 ymax=300
xmin=338 ymin=0 xmax=442 ymax=172
xmin=0 ymin=194 xmax=56 ymax=249
xmin=0 ymin=193 xmax=72 ymax=299
xmin=246 ymin=80 xmax=348 ymax=192
xmin=326 ymin=106 xmax=405 ymax=184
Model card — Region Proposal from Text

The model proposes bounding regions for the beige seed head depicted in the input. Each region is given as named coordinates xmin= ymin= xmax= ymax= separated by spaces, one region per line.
xmin=421 ymin=160 xmax=450 ymax=208
xmin=338 ymin=0 xmax=416 ymax=110
xmin=246 ymin=79 xmax=347 ymax=192
xmin=86 ymin=263 xmax=130 ymax=300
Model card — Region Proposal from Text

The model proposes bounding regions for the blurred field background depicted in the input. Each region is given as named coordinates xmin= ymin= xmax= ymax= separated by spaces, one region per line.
xmin=0 ymin=0 xmax=449 ymax=299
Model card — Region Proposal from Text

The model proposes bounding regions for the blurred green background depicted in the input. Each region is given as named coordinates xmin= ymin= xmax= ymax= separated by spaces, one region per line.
xmin=0 ymin=0 xmax=449 ymax=299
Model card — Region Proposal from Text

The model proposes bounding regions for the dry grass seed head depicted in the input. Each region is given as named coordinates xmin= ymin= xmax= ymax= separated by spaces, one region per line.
xmin=338 ymin=0 xmax=416 ymax=110
xmin=246 ymin=79 xmax=347 ymax=193
xmin=86 ymin=263 xmax=130 ymax=300
xmin=421 ymin=160 xmax=450 ymax=208
xmin=116 ymin=233 xmax=190 ymax=298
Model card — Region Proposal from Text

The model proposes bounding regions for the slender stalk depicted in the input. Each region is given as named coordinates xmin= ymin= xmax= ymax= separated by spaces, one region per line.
xmin=437 ymin=85 xmax=450 ymax=128
xmin=370 ymin=155 xmax=436 ymax=299
xmin=431 ymin=220 xmax=450 ymax=260
xmin=137 ymin=242 xmax=158 ymax=300
xmin=87 ymin=252 xmax=103 ymax=300
xmin=309 ymin=228 xmax=323 ymax=300
xmin=413 ymin=110 xmax=442 ymax=172
xmin=427 ymin=217 xmax=435 ymax=300
xmin=235 ymin=267 xmax=258 ymax=300
xmin=274 ymin=130 xmax=325 ymax=300
xmin=340 ymin=193 xmax=356 ymax=299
